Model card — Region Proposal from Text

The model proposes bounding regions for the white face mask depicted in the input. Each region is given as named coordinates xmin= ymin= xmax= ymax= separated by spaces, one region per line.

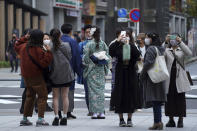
xmin=145 ymin=38 xmax=151 ymax=45
xmin=43 ymin=40 xmax=51 ymax=45
xmin=170 ymin=40 xmax=178 ymax=47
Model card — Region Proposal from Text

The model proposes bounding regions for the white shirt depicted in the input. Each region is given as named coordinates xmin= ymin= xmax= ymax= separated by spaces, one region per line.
xmin=140 ymin=46 xmax=146 ymax=58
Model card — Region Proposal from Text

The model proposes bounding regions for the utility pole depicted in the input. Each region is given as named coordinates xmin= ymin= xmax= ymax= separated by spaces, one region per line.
xmin=139 ymin=0 xmax=144 ymax=32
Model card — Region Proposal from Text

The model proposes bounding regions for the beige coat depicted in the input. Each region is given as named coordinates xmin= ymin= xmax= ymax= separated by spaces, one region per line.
xmin=164 ymin=42 xmax=192 ymax=94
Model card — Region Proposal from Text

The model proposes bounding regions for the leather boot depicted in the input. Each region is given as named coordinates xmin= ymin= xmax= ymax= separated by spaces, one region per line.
xmin=177 ymin=117 xmax=183 ymax=128
xmin=149 ymin=122 xmax=163 ymax=130
xmin=166 ymin=119 xmax=176 ymax=127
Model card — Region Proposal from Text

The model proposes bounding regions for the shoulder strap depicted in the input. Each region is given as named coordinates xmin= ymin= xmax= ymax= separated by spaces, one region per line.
xmin=26 ymin=45 xmax=44 ymax=70
xmin=59 ymin=46 xmax=67 ymax=59
xmin=154 ymin=47 xmax=159 ymax=56
xmin=171 ymin=51 xmax=185 ymax=70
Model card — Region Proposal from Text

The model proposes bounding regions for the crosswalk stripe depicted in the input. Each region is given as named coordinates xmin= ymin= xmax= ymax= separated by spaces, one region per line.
xmin=0 ymin=99 xmax=20 ymax=104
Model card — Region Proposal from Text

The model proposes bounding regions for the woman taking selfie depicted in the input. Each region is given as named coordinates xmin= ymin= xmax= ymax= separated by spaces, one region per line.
xmin=109 ymin=29 xmax=140 ymax=127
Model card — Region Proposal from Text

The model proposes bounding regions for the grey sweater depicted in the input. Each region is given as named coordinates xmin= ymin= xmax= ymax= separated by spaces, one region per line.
xmin=50 ymin=42 xmax=74 ymax=85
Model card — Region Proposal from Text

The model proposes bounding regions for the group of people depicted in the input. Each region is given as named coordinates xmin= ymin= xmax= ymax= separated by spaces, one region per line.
xmin=13 ymin=22 xmax=192 ymax=130
xmin=109 ymin=29 xmax=192 ymax=130
xmin=14 ymin=24 xmax=110 ymax=127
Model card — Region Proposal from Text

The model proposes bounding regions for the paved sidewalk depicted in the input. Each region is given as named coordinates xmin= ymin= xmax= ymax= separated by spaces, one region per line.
xmin=0 ymin=108 xmax=197 ymax=131
xmin=0 ymin=68 xmax=21 ymax=79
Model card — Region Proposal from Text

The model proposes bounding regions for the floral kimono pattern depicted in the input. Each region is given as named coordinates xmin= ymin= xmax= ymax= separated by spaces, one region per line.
xmin=83 ymin=39 xmax=111 ymax=113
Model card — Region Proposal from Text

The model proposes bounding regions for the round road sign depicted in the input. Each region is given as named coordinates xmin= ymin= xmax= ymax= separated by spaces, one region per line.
xmin=129 ymin=9 xmax=140 ymax=22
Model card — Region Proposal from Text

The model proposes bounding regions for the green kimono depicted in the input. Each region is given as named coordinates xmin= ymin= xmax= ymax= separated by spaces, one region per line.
xmin=83 ymin=39 xmax=111 ymax=113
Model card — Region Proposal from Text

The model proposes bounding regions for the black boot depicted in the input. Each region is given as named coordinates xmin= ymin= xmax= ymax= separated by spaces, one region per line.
xmin=166 ymin=119 xmax=176 ymax=127
xmin=177 ymin=117 xmax=183 ymax=128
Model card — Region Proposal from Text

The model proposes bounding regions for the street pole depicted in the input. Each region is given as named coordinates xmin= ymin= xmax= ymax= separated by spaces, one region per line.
xmin=139 ymin=0 xmax=144 ymax=32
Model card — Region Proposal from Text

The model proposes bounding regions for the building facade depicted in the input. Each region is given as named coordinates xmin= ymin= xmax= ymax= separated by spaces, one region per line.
xmin=0 ymin=0 xmax=46 ymax=61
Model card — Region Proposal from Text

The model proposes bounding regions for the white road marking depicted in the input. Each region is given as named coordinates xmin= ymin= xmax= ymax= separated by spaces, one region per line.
xmin=0 ymin=83 xmax=112 ymax=90
xmin=0 ymin=99 xmax=20 ymax=104
xmin=191 ymin=75 xmax=197 ymax=79
xmin=186 ymin=94 xmax=197 ymax=99
xmin=0 ymin=85 xmax=20 ymax=88
xmin=0 ymin=95 xmax=21 ymax=98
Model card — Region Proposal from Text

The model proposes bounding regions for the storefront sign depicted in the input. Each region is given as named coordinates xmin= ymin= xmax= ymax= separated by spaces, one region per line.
xmin=83 ymin=1 xmax=96 ymax=16
xmin=55 ymin=0 xmax=83 ymax=10
xmin=66 ymin=9 xmax=79 ymax=17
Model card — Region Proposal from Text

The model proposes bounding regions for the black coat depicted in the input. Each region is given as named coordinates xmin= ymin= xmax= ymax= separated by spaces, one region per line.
xmin=109 ymin=41 xmax=140 ymax=113
xmin=7 ymin=39 xmax=17 ymax=56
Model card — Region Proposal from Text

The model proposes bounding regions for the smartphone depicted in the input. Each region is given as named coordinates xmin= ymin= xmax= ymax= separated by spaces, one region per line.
xmin=170 ymin=35 xmax=177 ymax=40
xmin=120 ymin=31 xmax=126 ymax=37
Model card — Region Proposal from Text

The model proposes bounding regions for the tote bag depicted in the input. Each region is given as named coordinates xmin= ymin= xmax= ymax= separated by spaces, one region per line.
xmin=147 ymin=47 xmax=169 ymax=83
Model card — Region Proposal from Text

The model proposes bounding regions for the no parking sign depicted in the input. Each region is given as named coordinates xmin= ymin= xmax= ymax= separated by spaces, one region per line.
xmin=129 ymin=9 xmax=140 ymax=22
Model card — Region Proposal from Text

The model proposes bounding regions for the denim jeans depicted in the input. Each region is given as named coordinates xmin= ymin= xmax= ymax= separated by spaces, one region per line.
xmin=152 ymin=101 xmax=162 ymax=123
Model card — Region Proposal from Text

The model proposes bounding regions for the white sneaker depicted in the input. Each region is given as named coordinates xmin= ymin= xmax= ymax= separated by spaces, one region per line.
xmin=98 ymin=113 xmax=105 ymax=119
xmin=91 ymin=113 xmax=98 ymax=119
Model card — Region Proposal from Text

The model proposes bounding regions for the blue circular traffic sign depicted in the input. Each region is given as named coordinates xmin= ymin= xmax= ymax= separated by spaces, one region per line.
xmin=129 ymin=9 xmax=140 ymax=22
xmin=118 ymin=8 xmax=128 ymax=18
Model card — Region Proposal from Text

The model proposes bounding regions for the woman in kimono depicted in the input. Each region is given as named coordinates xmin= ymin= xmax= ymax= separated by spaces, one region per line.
xmin=109 ymin=29 xmax=140 ymax=127
xmin=83 ymin=26 xmax=111 ymax=119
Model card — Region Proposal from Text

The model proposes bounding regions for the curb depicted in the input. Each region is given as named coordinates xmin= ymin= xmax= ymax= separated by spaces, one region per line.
xmin=185 ymin=57 xmax=197 ymax=65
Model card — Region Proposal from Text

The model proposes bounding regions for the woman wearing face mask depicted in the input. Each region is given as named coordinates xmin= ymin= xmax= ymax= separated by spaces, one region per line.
xmin=140 ymin=33 xmax=166 ymax=130
xmin=164 ymin=34 xmax=192 ymax=128
xmin=109 ymin=30 xmax=140 ymax=127
xmin=43 ymin=33 xmax=52 ymax=47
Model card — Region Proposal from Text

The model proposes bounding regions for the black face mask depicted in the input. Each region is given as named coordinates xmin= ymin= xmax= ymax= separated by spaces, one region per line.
xmin=12 ymin=36 xmax=16 ymax=39
xmin=136 ymin=40 xmax=141 ymax=44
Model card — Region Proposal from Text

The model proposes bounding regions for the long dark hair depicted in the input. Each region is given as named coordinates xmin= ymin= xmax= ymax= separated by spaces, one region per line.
xmin=125 ymin=28 xmax=134 ymax=44
xmin=28 ymin=29 xmax=44 ymax=47
xmin=50 ymin=28 xmax=61 ymax=51
xmin=146 ymin=32 xmax=162 ymax=46
xmin=92 ymin=26 xmax=100 ymax=49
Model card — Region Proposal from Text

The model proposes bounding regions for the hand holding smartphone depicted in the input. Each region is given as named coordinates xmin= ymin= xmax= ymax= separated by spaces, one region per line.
xmin=120 ymin=31 xmax=126 ymax=37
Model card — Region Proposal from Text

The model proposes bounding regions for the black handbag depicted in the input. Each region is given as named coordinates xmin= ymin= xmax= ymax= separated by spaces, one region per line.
xmin=26 ymin=45 xmax=53 ymax=93
xmin=172 ymin=51 xmax=193 ymax=85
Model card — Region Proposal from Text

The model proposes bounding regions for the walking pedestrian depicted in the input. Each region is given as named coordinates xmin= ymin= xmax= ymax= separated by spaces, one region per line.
xmin=60 ymin=24 xmax=81 ymax=119
xmin=77 ymin=24 xmax=93 ymax=116
xmin=83 ymin=26 xmax=110 ymax=119
xmin=140 ymin=33 xmax=166 ymax=130
xmin=15 ymin=29 xmax=53 ymax=126
xmin=164 ymin=33 xmax=192 ymax=128
xmin=6 ymin=32 xmax=19 ymax=72
xmin=49 ymin=28 xmax=74 ymax=126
